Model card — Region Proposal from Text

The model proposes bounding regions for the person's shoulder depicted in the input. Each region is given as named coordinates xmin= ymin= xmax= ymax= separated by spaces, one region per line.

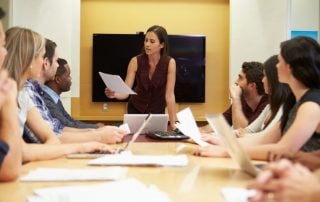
xmin=308 ymin=88 xmax=320 ymax=94
xmin=24 ymin=79 xmax=34 ymax=88
xmin=163 ymin=54 xmax=173 ymax=60
xmin=42 ymin=91 xmax=55 ymax=103
xmin=24 ymin=79 xmax=40 ymax=93
xmin=169 ymin=57 xmax=176 ymax=64
xmin=128 ymin=56 xmax=138 ymax=68
xmin=302 ymin=89 xmax=320 ymax=103
xmin=136 ymin=54 xmax=143 ymax=58
xmin=129 ymin=55 xmax=139 ymax=64
xmin=161 ymin=55 xmax=175 ymax=66
xmin=131 ymin=56 xmax=138 ymax=61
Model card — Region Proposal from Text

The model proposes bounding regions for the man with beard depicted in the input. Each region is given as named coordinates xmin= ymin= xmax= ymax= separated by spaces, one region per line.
xmin=200 ymin=61 xmax=268 ymax=132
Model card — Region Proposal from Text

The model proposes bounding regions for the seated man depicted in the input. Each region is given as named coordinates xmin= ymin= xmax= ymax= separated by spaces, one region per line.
xmin=43 ymin=58 xmax=102 ymax=129
xmin=200 ymin=61 xmax=268 ymax=132
xmin=23 ymin=39 xmax=126 ymax=144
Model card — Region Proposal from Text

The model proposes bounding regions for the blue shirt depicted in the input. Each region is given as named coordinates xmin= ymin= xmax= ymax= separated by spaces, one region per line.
xmin=42 ymin=85 xmax=59 ymax=104
xmin=42 ymin=85 xmax=97 ymax=129
xmin=23 ymin=79 xmax=64 ymax=140
xmin=0 ymin=141 xmax=9 ymax=167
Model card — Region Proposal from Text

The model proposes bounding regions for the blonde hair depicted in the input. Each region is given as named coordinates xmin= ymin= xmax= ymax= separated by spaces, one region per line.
xmin=3 ymin=27 xmax=45 ymax=87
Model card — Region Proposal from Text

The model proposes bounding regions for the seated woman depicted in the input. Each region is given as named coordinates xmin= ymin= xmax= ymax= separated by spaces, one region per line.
xmin=0 ymin=7 xmax=21 ymax=181
xmin=194 ymin=36 xmax=320 ymax=160
xmin=3 ymin=27 xmax=117 ymax=163
xmin=105 ymin=25 xmax=177 ymax=130
xmin=202 ymin=55 xmax=291 ymax=144
xmin=236 ymin=55 xmax=290 ymax=136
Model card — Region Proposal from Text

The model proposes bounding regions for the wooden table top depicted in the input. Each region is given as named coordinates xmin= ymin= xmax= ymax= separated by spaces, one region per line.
xmin=0 ymin=142 xmax=259 ymax=202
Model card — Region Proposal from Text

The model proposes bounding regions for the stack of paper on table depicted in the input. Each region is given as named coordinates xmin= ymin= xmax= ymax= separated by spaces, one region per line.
xmin=21 ymin=167 xmax=127 ymax=182
xmin=88 ymin=154 xmax=188 ymax=167
xmin=221 ymin=187 xmax=256 ymax=202
xmin=27 ymin=178 xmax=171 ymax=202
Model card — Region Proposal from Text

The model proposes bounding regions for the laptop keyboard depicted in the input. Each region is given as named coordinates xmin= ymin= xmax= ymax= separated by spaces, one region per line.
xmin=146 ymin=129 xmax=189 ymax=140
xmin=89 ymin=150 xmax=114 ymax=154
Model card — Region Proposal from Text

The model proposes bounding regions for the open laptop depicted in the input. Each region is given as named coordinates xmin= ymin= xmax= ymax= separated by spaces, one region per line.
xmin=67 ymin=114 xmax=153 ymax=159
xmin=124 ymin=114 xmax=168 ymax=133
xmin=206 ymin=114 xmax=262 ymax=177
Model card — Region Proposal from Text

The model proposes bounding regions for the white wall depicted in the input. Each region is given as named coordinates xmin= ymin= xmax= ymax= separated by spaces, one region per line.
xmin=291 ymin=0 xmax=319 ymax=30
xmin=229 ymin=0 xmax=290 ymax=84
xmin=10 ymin=0 xmax=80 ymax=111
xmin=0 ymin=0 xmax=10 ymax=30
xmin=8 ymin=0 xmax=320 ymax=112
xmin=230 ymin=0 xmax=320 ymax=85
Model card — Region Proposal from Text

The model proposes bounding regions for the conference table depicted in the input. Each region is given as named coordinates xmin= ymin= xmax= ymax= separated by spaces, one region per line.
xmin=0 ymin=138 xmax=261 ymax=202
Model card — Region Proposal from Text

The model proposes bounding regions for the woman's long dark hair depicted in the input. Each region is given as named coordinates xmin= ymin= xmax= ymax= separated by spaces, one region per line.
xmin=263 ymin=55 xmax=291 ymax=128
xmin=279 ymin=36 xmax=320 ymax=131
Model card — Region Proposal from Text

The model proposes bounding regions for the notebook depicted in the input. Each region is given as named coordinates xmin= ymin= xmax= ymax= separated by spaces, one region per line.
xmin=124 ymin=114 xmax=168 ymax=133
xmin=67 ymin=114 xmax=153 ymax=159
xmin=206 ymin=114 xmax=262 ymax=177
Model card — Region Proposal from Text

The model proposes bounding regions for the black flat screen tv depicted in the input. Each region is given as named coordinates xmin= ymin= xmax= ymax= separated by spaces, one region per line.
xmin=92 ymin=33 xmax=205 ymax=103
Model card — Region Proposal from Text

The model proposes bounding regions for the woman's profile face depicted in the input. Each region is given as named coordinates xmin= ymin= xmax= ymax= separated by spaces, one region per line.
xmin=144 ymin=31 xmax=164 ymax=56
xmin=276 ymin=54 xmax=290 ymax=84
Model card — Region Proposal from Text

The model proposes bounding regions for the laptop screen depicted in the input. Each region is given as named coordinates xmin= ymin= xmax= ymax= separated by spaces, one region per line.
xmin=123 ymin=114 xmax=168 ymax=133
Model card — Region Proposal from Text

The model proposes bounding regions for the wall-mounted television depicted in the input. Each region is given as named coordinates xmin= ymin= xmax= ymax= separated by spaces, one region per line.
xmin=92 ymin=33 xmax=206 ymax=103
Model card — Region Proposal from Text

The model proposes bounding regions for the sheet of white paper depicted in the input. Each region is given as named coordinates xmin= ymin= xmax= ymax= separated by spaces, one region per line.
xmin=21 ymin=167 xmax=127 ymax=182
xmin=28 ymin=178 xmax=171 ymax=202
xmin=175 ymin=108 xmax=209 ymax=147
xmin=221 ymin=187 xmax=256 ymax=202
xmin=119 ymin=123 xmax=131 ymax=133
xmin=88 ymin=154 xmax=188 ymax=167
xmin=99 ymin=72 xmax=136 ymax=94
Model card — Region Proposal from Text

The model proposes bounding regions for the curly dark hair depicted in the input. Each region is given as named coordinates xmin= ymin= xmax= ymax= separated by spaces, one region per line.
xmin=242 ymin=61 xmax=265 ymax=95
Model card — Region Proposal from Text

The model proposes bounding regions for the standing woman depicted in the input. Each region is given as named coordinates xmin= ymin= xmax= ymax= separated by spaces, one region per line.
xmin=105 ymin=25 xmax=177 ymax=129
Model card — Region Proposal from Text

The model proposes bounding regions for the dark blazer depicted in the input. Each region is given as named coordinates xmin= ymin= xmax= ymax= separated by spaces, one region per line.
xmin=42 ymin=91 xmax=97 ymax=129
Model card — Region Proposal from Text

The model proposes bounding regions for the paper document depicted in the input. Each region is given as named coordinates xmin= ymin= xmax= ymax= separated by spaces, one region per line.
xmin=88 ymin=153 xmax=188 ymax=167
xmin=27 ymin=178 xmax=171 ymax=202
xmin=221 ymin=187 xmax=256 ymax=202
xmin=175 ymin=108 xmax=209 ymax=147
xmin=119 ymin=123 xmax=131 ymax=133
xmin=21 ymin=167 xmax=127 ymax=182
xmin=99 ymin=72 xmax=136 ymax=94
